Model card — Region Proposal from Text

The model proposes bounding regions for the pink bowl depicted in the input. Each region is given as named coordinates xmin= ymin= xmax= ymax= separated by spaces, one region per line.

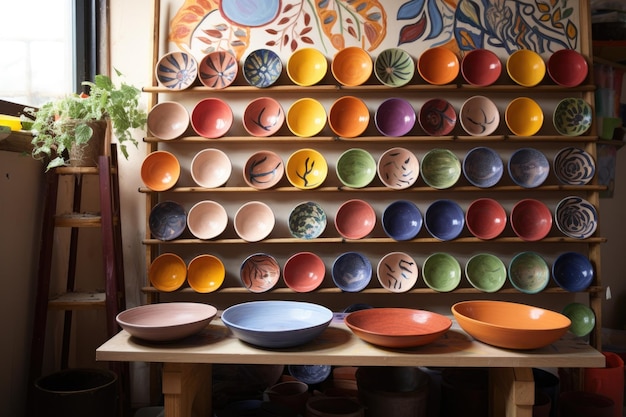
xmin=198 ymin=50 xmax=238 ymax=89
xmin=510 ymin=199 xmax=552 ymax=241
xmin=335 ymin=199 xmax=376 ymax=239
xmin=243 ymin=97 xmax=285 ymax=137
xmin=461 ymin=49 xmax=502 ymax=86
xmin=191 ymin=98 xmax=233 ymax=138
xmin=465 ymin=198 xmax=507 ymax=240
xmin=547 ymin=49 xmax=588 ymax=87
xmin=283 ymin=252 xmax=325 ymax=292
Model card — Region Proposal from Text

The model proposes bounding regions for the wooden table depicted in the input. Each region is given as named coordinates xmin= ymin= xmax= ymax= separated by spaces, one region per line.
xmin=96 ymin=315 xmax=605 ymax=417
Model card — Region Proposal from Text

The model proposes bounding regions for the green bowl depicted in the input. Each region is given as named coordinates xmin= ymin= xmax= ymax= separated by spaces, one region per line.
xmin=508 ymin=251 xmax=550 ymax=294
xmin=421 ymin=148 xmax=461 ymax=189
xmin=562 ymin=302 xmax=595 ymax=337
xmin=422 ymin=253 xmax=462 ymax=292
xmin=465 ymin=253 xmax=506 ymax=293
xmin=336 ymin=148 xmax=377 ymax=188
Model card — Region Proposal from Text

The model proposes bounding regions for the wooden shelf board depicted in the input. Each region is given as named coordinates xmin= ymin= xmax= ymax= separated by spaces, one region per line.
xmin=55 ymin=213 xmax=102 ymax=227
xmin=48 ymin=291 xmax=106 ymax=310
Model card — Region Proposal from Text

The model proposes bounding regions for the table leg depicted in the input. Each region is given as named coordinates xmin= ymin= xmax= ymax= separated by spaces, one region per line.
xmin=162 ymin=363 xmax=212 ymax=417
xmin=490 ymin=367 xmax=534 ymax=417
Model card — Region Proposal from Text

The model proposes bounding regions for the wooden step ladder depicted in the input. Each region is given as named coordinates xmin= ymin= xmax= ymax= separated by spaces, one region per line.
xmin=27 ymin=143 xmax=129 ymax=416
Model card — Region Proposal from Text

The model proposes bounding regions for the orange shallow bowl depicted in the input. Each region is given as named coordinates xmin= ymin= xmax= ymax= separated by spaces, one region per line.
xmin=417 ymin=47 xmax=459 ymax=85
xmin=451 ymin=300 xmax=571 ymax=350
xmin=345 ymin=307 xmax=452 ymax=348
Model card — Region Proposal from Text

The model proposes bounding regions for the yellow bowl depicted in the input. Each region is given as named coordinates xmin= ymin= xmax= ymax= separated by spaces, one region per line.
xmin=287 ymin=48 xmax=328 ymax=86
xmin=149 ymin=253 xmax=187 ymax=292
xmin=287 ymin=98 xmax=327 ymax=137
xmin=332 ymin=47 xmax=373 ymax=86
xmin=187 ymin=254 xmax=225 ymax=293
xmin=286 ymin=148 xmax=328 ymax=189
xmin=505 ymin=97 xmax=544 ymax=136
xmin=506 ymin=50 xmax=546 ymax=87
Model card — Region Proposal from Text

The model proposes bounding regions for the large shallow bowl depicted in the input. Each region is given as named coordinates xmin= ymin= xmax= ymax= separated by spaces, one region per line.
xmin=508 ymin=147 xmax=549 ymax=188
xmin=243 ymin=150 xmax=284 ymax=190
xmin=375 ymin=98 xmax=415 ymax=136
xmin=187 ymin=254 xmax=225 ymax=293
xmin=149 ymin=201 xmax=186 ymax=241
xmin=286 ymin=148 xmax=328 ymax=189
xmin=377 ymin=147 xmax=419 ymax=189
xmin=116 ymin=302 xmax=217 ymax=342
xmin=287 ymin=48 xmax=328 ymax=86
xmin=345 ymin=308 xmax=452 ymax=348
xmin=461 ymin=48 xmax=502 ymax=86
xmin=331 ymin=46 xmax=372 ymax=86
xmin=288 ymin=201 xmax=327 ymax=239
xmin=243 ymin=48 xmax=283 ymax=88
xmin=148 ymin=253 xmax=187 ymax=292
xmin=510 ymin=199 xmax=552 ymax=241
xmin=555 ymin=196 xmax=598 ymax=239
xmin=243 ymin=97 xmax=285 ymax=137
xmin=451 ymin=300 xmax=571 ymax=350
xmin=332 ymin=252 xmax=372 ymax=292
xmin=465 ymin=253 xmax=507 ymax=293
xmin=336 ymin=148 xmax=376 ymax=188
xmin=421 ymin=148 xmax=461 ymax=189
xmin=190 ymin=148 xmax=232 ymax=188
xmin=422 ymin=252 xmax=461 ymax=292
xmin=287 ymin=98 xmax=327 ymax=137
xmin=191 ymin=98 xmax=233 ymax=138
xmin=147 ymin=101 xmax=189 ymax=140
xmin=508 ymin=251 xmax=550 ymax=294
xmin=335 ymin=199 xmax=376 ymax=240
xmin=552 ymin=251 xmax=594 ymax=292
xmin=424 ymin=199 xmax=464 ymax=241
xmin=547 ymin=49 xmax=588 ymax=87
xmin=328 ymin=96 xmax=369 ymax=138
xmin=553 ymin=98 xmax=592 ymax=136
xmin=459 ymin=95 xmax=500 ymax=136
xmin=382 ymin=200 xmax=423 ymax=241
xmin=141 ymin=151 xmax=180 ymax=191
xmin=376 ymin=252 xmax=418 ymax=293
xmin=198 ymin=50 xmax=238 ymax=89
xmin=240 ymin=253 xmax=280 ymax=293
xmin=506 ymin=49 xmax=546 ymax=87
xmin=462 ymin=146 xmax=503 ymax=188
xmin=553 ymin=147 xmax=595 ymax=185
xmin=505 ymin=97 xmax=543 ymax=136
xmin=221 ymin=301 xmax=333 ymax=348
xmin=418 ymin=98 xmax=456 ymax=136
xmin=374 ymin=48 xmax=415 ymax=87
xmin=417 ymin=47 xmax=459 ymax=85
xmin=283 ymin=252 xmax=325 ymax=292
xmin=155 ymin=51 xmax=198 ymax=90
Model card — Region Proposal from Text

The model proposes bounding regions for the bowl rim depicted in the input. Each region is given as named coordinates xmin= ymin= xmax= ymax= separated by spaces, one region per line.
xmin=148 ymin=200 xmax=187 ymax=241
xmin=221 ymin=300 xmax=333 ymax=332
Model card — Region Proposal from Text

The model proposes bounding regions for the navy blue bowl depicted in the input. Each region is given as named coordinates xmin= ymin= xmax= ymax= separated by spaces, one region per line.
xmin=382 ymin=200 xmax=423 ymax=241
xmin=332 ymin=252 xmax=372 ymax=292
xmin=425 ymin=199 xmax=465 ymax=241
xmin=552 ymin=252 xmax=594 ymax=292
xmin=149 ymin=201 xmax=187 ymax=241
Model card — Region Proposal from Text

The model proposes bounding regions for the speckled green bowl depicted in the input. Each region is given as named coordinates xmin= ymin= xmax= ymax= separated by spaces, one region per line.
xmin=421 ymin=148 xmax=461 ymax=189
xmin=465 ymin=253 xmax=507 ymax=293
xmin=336 ymin=148 xmax=377 ymax=188
xmin=422 ymin=253 xmax=462 ymax=292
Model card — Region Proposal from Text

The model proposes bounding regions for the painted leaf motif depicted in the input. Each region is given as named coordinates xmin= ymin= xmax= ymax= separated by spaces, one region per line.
xmin=397 ymin=0 xmax=425 ymax=20
xmin=398 ymin=16 xmax=427 ymax=46
xmin=426 ymin=0 xmax=443 ymax=40
xmin=457 ymin=0 xmax=481 ymax=28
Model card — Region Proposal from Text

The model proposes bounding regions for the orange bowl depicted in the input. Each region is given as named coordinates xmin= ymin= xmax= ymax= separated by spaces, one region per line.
xmin=140 ymin=151 xmax=180 ymax=191
xmin=187 ymin=254 xmax=225 ymax=293
xmin=417 ymin=47 xmax=459 ymax=85
xmin=345 ymin=308 xmax=452 ymax=348
xmin=451 ymin=300 xmax=571 ymax=350
xmin=328 ymin=96 xmax=370 ymax=138
xmin=331 ymin=46 xmax=373 ymax=86
xmin=505 ymin=97 xmax=543 ymax=136
xmin=149 ymin=253 xmax=187 ymax=292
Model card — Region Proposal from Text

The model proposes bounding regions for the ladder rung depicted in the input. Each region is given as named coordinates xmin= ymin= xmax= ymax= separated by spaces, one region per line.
xmin=55 ymin=213 xmax=102 ymax=227
xmin=48 ymin=291 xmax=106 ymax=310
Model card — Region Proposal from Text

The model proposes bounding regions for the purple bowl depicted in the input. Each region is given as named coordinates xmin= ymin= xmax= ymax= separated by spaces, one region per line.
xmin=375 ymin=98 xmax=416 ymax=136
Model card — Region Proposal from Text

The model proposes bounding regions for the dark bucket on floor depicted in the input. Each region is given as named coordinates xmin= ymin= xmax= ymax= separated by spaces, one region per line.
xmin=35 ymin=368 xmax=118 ymax=417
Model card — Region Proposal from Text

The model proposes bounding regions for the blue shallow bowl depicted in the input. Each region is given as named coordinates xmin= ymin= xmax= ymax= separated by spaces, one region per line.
xmin=332 ymin=252 xmax=372 ymax=292
xmin=382 ymin=200 xmax=423 ymax=241
xmin=425 ymin=199 xmax=465 ymax=241
xmin=552 ymin=252 xmax=594 ymax=292
xmin=221 ymin=301 xmax=333 ymax=348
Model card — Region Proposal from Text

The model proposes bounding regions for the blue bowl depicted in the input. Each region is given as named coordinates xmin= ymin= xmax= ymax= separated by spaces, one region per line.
xmin=425 ymin=199 xmax=465 ymax=241
xmin=332 ymin=252 xmax=372 ymax=292
xmin=221 ymin=301 xmax=333 ymax=348
xmin=149 ymin=201 xmax=187 ymax=241
xmin=508 ymin=148 xmax=549 ymax=188
xmin=552 ymin=252 xmax=594 ymax=292
xmin=288 ymin=365 xmax=332 ymax=384
xmin=462 ymin=146 xmax=503 ymax=188
xmin=382 ymin=200 xmax=423 ymax=241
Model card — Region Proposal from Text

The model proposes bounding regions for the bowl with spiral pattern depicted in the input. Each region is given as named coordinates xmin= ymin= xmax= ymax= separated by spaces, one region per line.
xmin=374 ymin=48 xmax=415 ymax=87
xmin=288 ymin=201 xmax=327 ymax=240
xmin=555 ymin=196 xmax=598 ymax=239
xmin=553 ymin=147 xmax=595 ymax=185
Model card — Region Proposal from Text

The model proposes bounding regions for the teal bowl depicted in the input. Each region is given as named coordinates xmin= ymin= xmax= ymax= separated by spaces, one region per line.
xmin=336 ymin=148 xmax=377 ymax=188
xmin=421 ymin=148 xmax=461 ymax=189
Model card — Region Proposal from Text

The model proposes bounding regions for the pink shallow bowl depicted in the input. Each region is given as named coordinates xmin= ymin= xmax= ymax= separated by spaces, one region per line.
xmin=345 ymin=308 xmax=452 ymax=348
xmin=510 ymin=199 xmax=552 ymax=241
xmin=547 ymin=49 xmax=588 ymax=87
xmin=147 ymin=101 xmax=189 ymax=140
xmin=283 ymin=252 xmax=325 ymax=292
xmin=465 ymin=198 xmax=507 ymax=240
xmin=187 ymin=254 xmax=225 ymax=293
xmin=234 ymin=201 xmax=275 ymax=242
xmin=191 ymin=98 xmax=233 ymax=138
xmin=148 ymin=253 xmax=187 ymax=292
xmin=328 ymin=96 xmax=370 ymax=138
xmin=417 ymin=47 xmax=460 ymax=85
xmin=331 ymin=46 xmax=373 ymax=86
xmin=116 ymin=302 xmax=217 ymax=342
xmin=198 ymin=50 xmax=238 ymax=89
xmin=141 ymin=151 xmax=180 ymax=191
xmin=461 ymin=48 xmax=502 ymax=86
xmin=335 ymin=199 xmax=376 ymax=239
xmin=243 ymin=97 xmax=285 ymax=137
xmin=186 ymin=200 xmax=228 ymax=240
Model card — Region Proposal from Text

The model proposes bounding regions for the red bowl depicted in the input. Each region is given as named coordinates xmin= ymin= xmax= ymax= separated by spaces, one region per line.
xmin=510 ymin=199 xmax=552 ymax=241
xmin=334 ymin=199 xmax=376 ymax=239
xmin=465 ymin=198 xmax=507 ymax=240
xmin=283 ymin=252 xmax=325 ymax=292
xmin=461 ymin=48 xmax=502 ymax=86
xmin=547 ymin=49 xmax=588 ymax=87
xmin=191 ymin=98 xmax=233 ymax=138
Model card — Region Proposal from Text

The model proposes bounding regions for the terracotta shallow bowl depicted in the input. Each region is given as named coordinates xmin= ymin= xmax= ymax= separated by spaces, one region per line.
xmin=198 ymin=50 xmax=238 ymax=89
xmin=377 ymin=147 xmax=419 ymax=189
xmin=552 ymin=251 xmax=594 ymax=292
xmin=148 ymin=253 xmax=187 ymax=292
xmin=149 ymin=201 xmax=186 ymax=241
xmin=555 ymin=196 xmax=598 ymax=239
xmin=459 ymin=95 xmax=500 ymax=136
xmin=240 ymin=253 xmax=280 ymax=293
xmin=421 ymin=148 xmax=461 ymax=189
xmin=418 ymin=98 xmax=457 ymax=136
xmin=187 ymin=254 xmax=225 ymax=293
xmin=376 ymin=252 xmax=419 ymax=293
xmin=191 ymin=98 xmax=233 ymax=138
xmin=221 ymin=300 xmax=333 ymax=348
xmin=506 ymin=49 xmax=546 ymax=87
xmin=287 ymin=48 xmax=328 ymax=86
xmin=375 ymin=98 xmax=415 ymax=136
xmin=562 ymin=302 xmax=595 ymax=337
xmin=465 ymin=198 xmax=507 ymax=240
xmin=508 ymin=251 xmax=550 ymax=294
xmin=508 ymin=147 xmax=549 ymax=188
xmin=190 ymin=148 xmax=232 ymax=188
xmin=287 ymin=98 xmax=327 ymax=137
xmin=331 ymin=46 xmax=373 ymax=86
xmin=547 ymin=49 xmax=588 ymax=87
xmin=461 ymin=48 xmax=502 ymax=86
xmin=243 ymin=150 xmax=284 ymax=190
xmin=141 ymin=151 xmax=180 ymax=191
xmin=462 ymin=146 xmax=503 ymax=188
xmin=451 ymin=300 xmax=571 ymax=350
xmin=553 ymin=98 xmax=592 ymax=136
xmin=332 ymin=251 xmax=372 ymax=292
xmin=186 ymin=200 xmax=228 ymax=240
xmin=243 ymin=48 xmax=283 ymax=88
xmin=465 ymin=253 xmax=507 ymax=293
xmin=374 ymin=48 xmax=415 ymax=87
xmin=417 ymin=46 xmax=460 ymax=85
xmin=336 ymin=148 xmax=376 ymax=188
xmin=288 ymin=201 xmax=327 ymax=240
xmin=505 ymin=97 xmax=544 ymax=136
xmin=328 ymin=96 xmax=370 ymax=138
xmin=233 ymin=201 xmax=275 ymax=242
xmin=147 ymin=101 xmax=189 ymax=140
xmin=116 ymin=302 xmax=217 ymax=342
xmin=286 ymin=148 xmax=328 ymax=190
xmin=345 ymin=308 xmax=452 ymax=348
xmin=155 ymin=51 xmax=198 ymax=90
xmin=382 ymin=200 xmax=423 ymax=241
xmin=553 ymin=147 xmax=595 ymax=185
xmin=424 ymin=199 xmax=465 ymax=241
xmin=243 ymin=97 xmax=285 ymax=137
xmin=510 ymin=199 xmax=552 ymax=241
xmin=334 ymin=199 xmax=376 ymax=240
xmin=283 ymin=252 xmax=325 ymax=292
xmin=422 ymin=252 xmax=461 ymax=292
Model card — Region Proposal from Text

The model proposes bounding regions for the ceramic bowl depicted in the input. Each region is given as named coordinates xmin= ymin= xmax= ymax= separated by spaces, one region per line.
xmin=332 ymin=252 xmax=372 ymax=292
xmin=286 ymin=98 xmax=327 ymax=137
xmin=243 ymin=48 xmax=283 ymax=88
xmin=287 ymin=48 xmax=328 ymax=86
xmin=417 ymin=46 xmax=459 ymax=85
xmin=451 ymin=300 xmax=571 ymax=350
xmin=221 ymin=300 xmax=333 ymax=348
xmin=285 ymin=148 xmax=328 ymax=189
xmin=508 ymin=147 xmax=549 ymax=188
xmin=187 ymin=254 xmax=225 ymax=293
xmin=243 ymin=150 xmax=284 ymax=190
xmin=465 ymin=198 xmax=507 ymax=240
xmin=345 ymin=308 xmax=452 ymax=348
xmin=553 ymin=98 xmax=593 ymax=136
xmin=190 ymin=148 xmax=232 ymax=188
xmin=553 ymin=147 xmax=596 ymax=185
xmin=242 ymin=97 xmax=285 ymax=137
xmin=328 ymin=96 xmax=370 ymax=138
xmin=116 ymin=302 xmax=217 ymax=342
xmin=148 ymin=252 xmax=187 ymax=292
xmin=462 ymin=146 xmax=503 ymax=188
xmin=240 ymin=253 xmax=280 ymax=293
xmin=424 ymin=199 xmax=464 ymax=241
xmin=422 ymin=252 xmax=461 ymax=292
xmin=147 ymin=101 xmax=189 ymax=140
xmin=336 ymin=148 xmax=376 ymax=188
xmin=141 ymin=151 xmax=180 ymax=191
xmin=562 ymin=302 xmax=595 ymax=337
xmin=381 ymin=200 xmax=422 ymax=241
xmin=374 ymin=98 xmax=415 ymax=136
xmin=190 ymin=98 xmax=233 ymax=138
xmin=186 ymin=200 xmax=228 ymax=240
xmin=377 ymin=147 xmax=419 ymax=189
xmin=459 ymin=95 xmax=500 ymax=136
xmin=506 ymin=49 xmax=546 ymax=87
xmin=155 ymin=51 xmax=198 ymax=90
xmin=149 ymin=201 xmax=186 ymax=241
xmin=508 ymin=251 xmax=550 ymax=294
xmin=555 ymin=196 xmax=598 ymax=239
xmin=510 ymin=199 xmax=552 ymax=241
xmin=465 ymin=253 xmax=507 ymax=293
xmin=552 ymin=252 xmax=594 ymax=292
xmin=334 ymin=199 xmax=376 ymax=240
xmin=505 ymin=97 xmax=544 ymax=136
xmin=376 ymin=252 xmax=418 ymax=293
xmin=547 ymin=49 xmax=588 ymax=87
xmin=331 ymin=46 xmax=373 ymax=86
xmin=288 ymin=365 xmax=332 ymax=385
xmin=374 ymin=48 xmax=415 ymax=87
xmin=418 ymin=98 xmax=456 ymax=136
xmin=233 ymin=201 xmax=275 ymax=242
xmin=461 ymin=48 xmax=502 ymax=86
xmin=421 ymin=148 xmax=461 ymax=189
xmin=288 ymin=201 xmax=327 ymax=239
xmin=283 ymin=252 xmax=325 ymax=292
xmin=198 ymin=50 xmax=238 ymax=89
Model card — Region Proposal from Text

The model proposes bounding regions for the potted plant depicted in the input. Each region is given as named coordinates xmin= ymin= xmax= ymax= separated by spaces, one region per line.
xmin=29 ymin=69 xmax=147 ymax=170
